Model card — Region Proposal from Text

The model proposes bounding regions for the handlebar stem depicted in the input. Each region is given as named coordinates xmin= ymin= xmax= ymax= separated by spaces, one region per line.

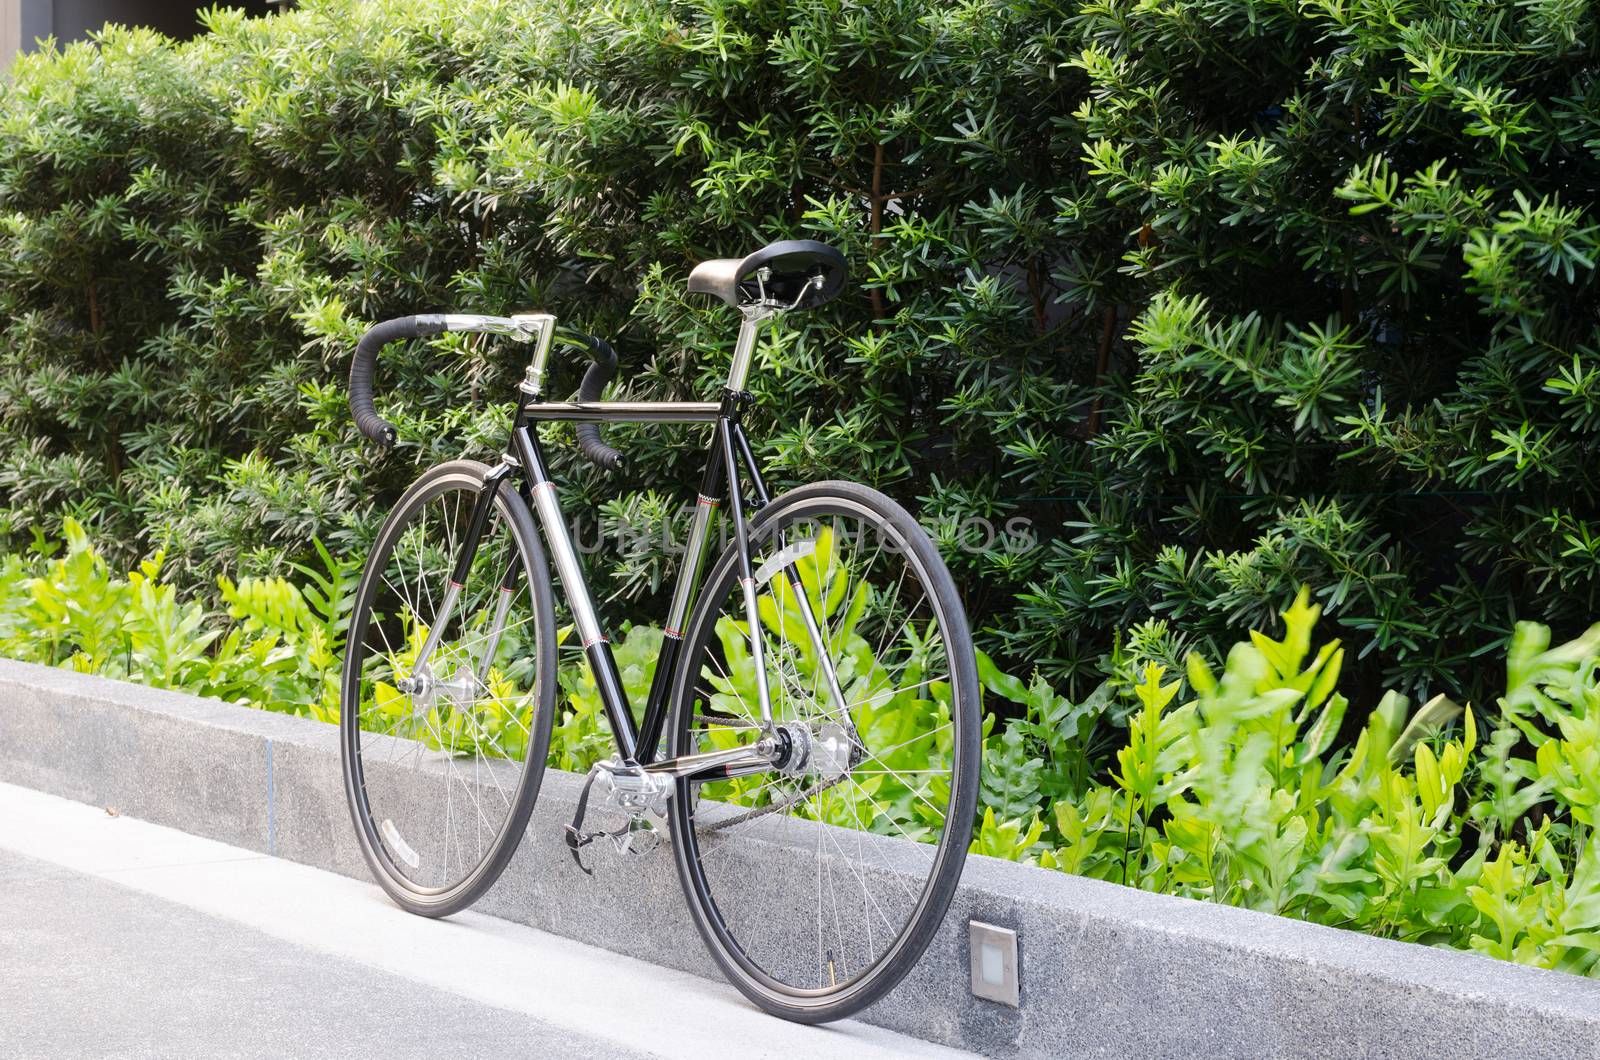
xmin=510 ymin=313 xmax=557 ymax=396
xmin=435 ymin=313 xmax=528 ymax=337
xmin=431 ymin=312 xmax=559 ymax=397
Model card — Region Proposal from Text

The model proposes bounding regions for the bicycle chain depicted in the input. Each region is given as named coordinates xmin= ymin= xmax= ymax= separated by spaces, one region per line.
xmin=691 ymin=710 xmax=749 ymax=728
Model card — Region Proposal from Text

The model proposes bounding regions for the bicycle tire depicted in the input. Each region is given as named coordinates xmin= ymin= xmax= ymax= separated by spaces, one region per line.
xmin=340 ymin=459 xmax=557 ymax=917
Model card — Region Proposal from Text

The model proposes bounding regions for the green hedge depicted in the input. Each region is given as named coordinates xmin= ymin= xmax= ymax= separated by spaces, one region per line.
xmin=1 ymin=0 xmax=1597 ymax=702
xmin=1045 ymin=0 xmax=1600 ymax=703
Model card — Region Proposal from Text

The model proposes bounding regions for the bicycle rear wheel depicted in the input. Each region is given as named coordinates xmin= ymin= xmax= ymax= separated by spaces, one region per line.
xmin=340 ymin=459 xmax=556 ymax=917
xmin=667 ymin=481 xmax=980 ymax=1023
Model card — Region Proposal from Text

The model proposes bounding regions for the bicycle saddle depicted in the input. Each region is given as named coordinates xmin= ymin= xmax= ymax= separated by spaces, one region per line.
xmin=686 ymin=239 xmax=846 ymax=311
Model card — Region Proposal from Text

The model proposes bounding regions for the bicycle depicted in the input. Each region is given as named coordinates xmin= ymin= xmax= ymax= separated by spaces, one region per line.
xmin=339 ymin=239 xmax=980 ymax=1023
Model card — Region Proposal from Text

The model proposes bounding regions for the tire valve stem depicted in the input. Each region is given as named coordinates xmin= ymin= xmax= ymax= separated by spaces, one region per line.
xmin=827 ymin=949 xmax=837 ymax=988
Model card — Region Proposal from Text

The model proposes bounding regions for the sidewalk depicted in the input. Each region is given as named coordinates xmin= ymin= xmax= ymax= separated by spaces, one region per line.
xmin=0 ymin=782 xmax=962 ymax=1059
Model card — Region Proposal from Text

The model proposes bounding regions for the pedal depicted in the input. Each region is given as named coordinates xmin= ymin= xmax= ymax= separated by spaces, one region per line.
xmin=564 ymin=760 xmax=673 ymax=873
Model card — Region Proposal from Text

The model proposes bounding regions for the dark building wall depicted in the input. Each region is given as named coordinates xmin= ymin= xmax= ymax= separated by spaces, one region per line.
xmin=4 ymin=0 xmax=213 ymax=68
xmin=52 ymin=0 xmax=206 ymax=41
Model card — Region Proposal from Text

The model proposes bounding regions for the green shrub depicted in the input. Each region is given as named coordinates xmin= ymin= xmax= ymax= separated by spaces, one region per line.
xmin=1 ymin=518 xmax=354 ymax=715
xmin=0 ymin=519 xmax=619 ymax=769
xmin=978 ymin=588 xmax=1600 ymax=976
xmin=0 ymin=0 xmax=1084 ymax=682
xmin=1030 ymin=0 xmax=1600 ymax=700
xmin=3 ymin=0 xmax=1598 ymax=704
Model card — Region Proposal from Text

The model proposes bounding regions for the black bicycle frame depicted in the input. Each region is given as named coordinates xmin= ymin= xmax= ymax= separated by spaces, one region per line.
xmin=396 ymin=303 xmax=858 ymax=783
xmin=444 ymin=388 xmax=769 ymax=769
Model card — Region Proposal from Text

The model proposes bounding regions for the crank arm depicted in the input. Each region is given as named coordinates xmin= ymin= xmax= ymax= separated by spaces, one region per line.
xmin=644 ymin=742 xmax=779 ymax=782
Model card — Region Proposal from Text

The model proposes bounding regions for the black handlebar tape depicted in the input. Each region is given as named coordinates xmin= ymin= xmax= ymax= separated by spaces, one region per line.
xmin=348 ymin=315 xmax=447 ymax=448
xmin=574 ymin=335 xmax=624 ymax=472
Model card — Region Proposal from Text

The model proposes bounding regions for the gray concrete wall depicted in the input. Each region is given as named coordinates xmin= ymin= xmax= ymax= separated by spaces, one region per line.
xmin=4 ymin=657 xmax=1600 ymax=1058
xmin=1 ymin=0 xmax=52 ymax=68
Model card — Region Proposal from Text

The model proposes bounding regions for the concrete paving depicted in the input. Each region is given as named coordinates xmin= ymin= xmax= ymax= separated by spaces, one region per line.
xmin=0 ymin=782 xmax=961 ymax=1059
xmin=1 ymin=849 xmax=625 ymax=1059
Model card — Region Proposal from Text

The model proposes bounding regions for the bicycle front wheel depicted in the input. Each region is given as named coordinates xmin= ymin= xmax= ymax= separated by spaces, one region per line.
xmin=340 ymin=459 xmax=557 ymax=917
xmin=667 ymin=481 xmax=980 ymax=1023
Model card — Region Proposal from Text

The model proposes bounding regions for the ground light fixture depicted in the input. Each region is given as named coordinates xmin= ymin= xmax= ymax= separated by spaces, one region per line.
xmin=969 ymin=921 xmax=1020 ymax=1007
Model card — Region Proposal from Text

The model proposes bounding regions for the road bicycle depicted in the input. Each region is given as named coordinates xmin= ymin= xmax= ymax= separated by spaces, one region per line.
xmin=339 ymin=239 xmax=980 ymax=1023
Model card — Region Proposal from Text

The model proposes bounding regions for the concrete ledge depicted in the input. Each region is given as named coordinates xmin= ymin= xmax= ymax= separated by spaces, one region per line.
xmin=4 ymin=658 xmax=1599 ymax=1058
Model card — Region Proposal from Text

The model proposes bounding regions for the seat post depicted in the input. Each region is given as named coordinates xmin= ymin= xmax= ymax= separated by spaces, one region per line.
xmin=725 ymin=305 xmax=777 ymax=392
